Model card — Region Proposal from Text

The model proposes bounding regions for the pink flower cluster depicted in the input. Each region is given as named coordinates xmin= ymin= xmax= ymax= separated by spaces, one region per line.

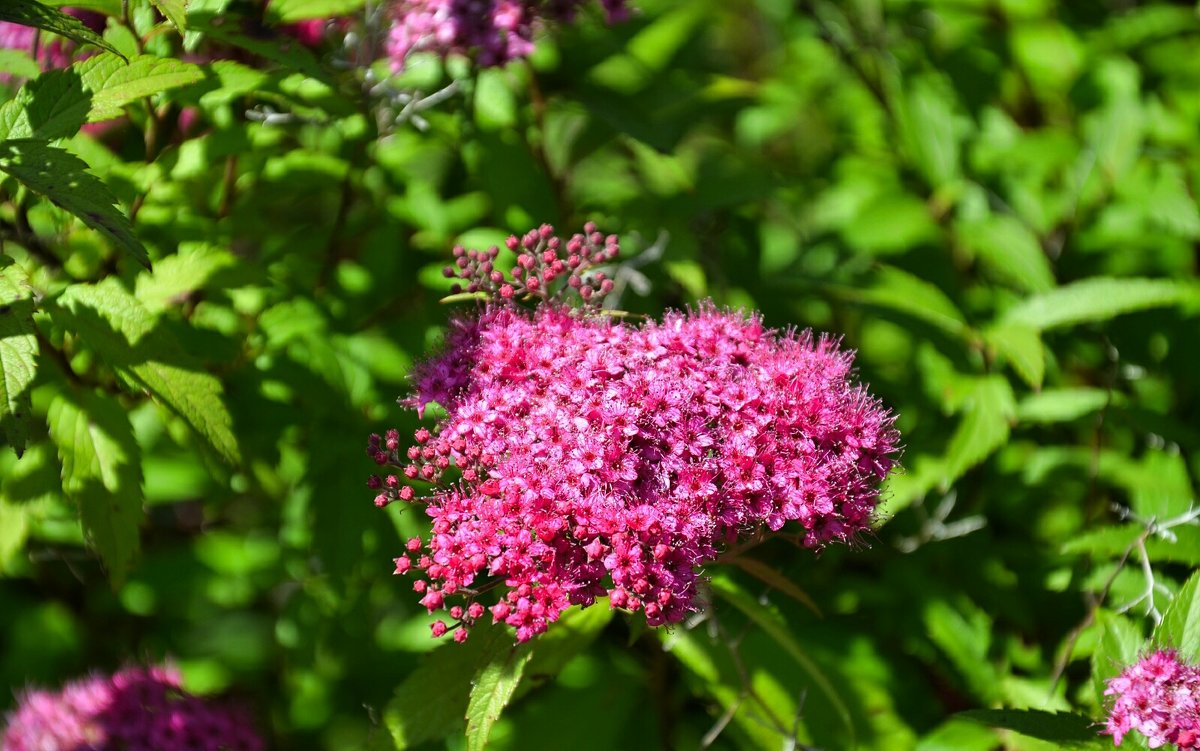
xmin=1105 ymin=649 xmax=1200 ymax=748
xmin=2 ymin=665 xmax=263 ymax=751
xmin=386 ymin=0 xmax=630 ymax=68
xmin=368 ymin=225 xmax=898 ymax=642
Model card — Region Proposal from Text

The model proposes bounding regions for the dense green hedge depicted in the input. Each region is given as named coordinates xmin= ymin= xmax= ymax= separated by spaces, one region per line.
xmin=2 ymin=1 xmax=1200 ymax=749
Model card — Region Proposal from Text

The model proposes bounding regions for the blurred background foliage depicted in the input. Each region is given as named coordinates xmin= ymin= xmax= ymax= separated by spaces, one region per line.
xmin=2 ymin=0 xmax=1200 ymax=748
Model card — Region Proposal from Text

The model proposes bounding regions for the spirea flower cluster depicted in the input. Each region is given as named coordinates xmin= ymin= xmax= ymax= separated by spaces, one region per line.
xmin=386 ymin=0 xmax=630 ymax=68
xmin=1105 ymin=649 xmax=1200 ymax=748
xmin=2 ymin=665 xmax=263 ymax=751
xmin=367 ymin=224 xmax=899 ymax=643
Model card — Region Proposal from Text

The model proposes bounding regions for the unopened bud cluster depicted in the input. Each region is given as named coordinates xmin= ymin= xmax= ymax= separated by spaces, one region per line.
xmin=1105 ymin=649 xmax=1200 ymax=748
xmin=2 ymin=665 xmax=263 ymax=751
xmin=369 ymin=229 xmax=899 ymax=643
xmin=442 ymin=223 xmax=618 ymax=305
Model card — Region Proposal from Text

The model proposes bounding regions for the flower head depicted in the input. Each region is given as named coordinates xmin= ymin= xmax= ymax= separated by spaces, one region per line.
xmin=1105 ymin=649 xmax=1200 ymax=748
xmin=2 ymin=665 xmax=263 ymax=751
xmin=369 ymin=224 xmax=899 ymax=642
xmin=386 ymin=0 xmax=630 ymax=69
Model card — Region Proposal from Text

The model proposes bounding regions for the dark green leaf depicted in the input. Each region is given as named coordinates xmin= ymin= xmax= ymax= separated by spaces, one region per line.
xmin=958 ymin=709 xmax=1104 ymax=746
xmin=0 ymin=139 xmax=149 ymax=267
xmin=942 ymin=376 xmax=1015 ymax=489
xmin=0 ymin=0 xmax=122 ymax=58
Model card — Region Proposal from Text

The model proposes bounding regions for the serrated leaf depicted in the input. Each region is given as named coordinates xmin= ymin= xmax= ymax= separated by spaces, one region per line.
xmin=958 ymin=214 xmax=1055 ymax=293
xmin=52 ymin=279 xmax=240 ymax=464
xmin=46 ymin=388 xmax=143 ymax=584
xmin=1017 ymin=388 xmax=1110 ymax=424
xmin=465 ymin=642 xmax=532 ymax=751
xmin=1154 ymin=570 xmax=1200 ymax=662
xmin=135 ymin=243 xmax=236 ymax=314
xmin=0 ymin=67 xmax=91 ymax=141
xmin=942 ymin=376 xmax=1015 ymax=489
xmin=708 ymin=573 xmax=855 ymax=747
xmin=828 ymin=265 xmax=969 ymax=337
xmin=75 ymin=53 xmax=205 ymax=122
xmin=150 ymin=0 xmax=188 ymax=31
xmin=1003 ymin=277 xmax=1200 ymax=331
xmin=958 ymin=709 xmax=1104 ymax=746
xmin=384 ymin=622 xmax=512 ymax=749
xmin=0 ymin=0 xmax=122 ymax=58
xmin=0 ymin=139 xmax=149 ymax=267
xmin=1092 ymin=611 xmax=1144 ymax=705
xmin=985 ymin=323 xmax=1044 ymax=389
xmin=267 ymin=0 xmax=364 ymax=22
xmin=0 ymin=264 xmax=38 ymax=458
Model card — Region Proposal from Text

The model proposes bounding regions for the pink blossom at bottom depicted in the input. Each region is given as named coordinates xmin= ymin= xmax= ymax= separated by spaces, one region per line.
xmin=2 ymin=665 xmax=264 ymax=751
xmin=1105 ymin=649 xmax=1200 ymax=748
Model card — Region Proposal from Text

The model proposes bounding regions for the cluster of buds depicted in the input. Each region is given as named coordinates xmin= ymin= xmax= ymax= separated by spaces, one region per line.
xmin=443 ymin=223 xmax=619 ymax=306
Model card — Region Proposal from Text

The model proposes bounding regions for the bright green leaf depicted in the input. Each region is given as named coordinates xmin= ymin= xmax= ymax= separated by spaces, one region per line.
xmin=267 ymin=0 xmax=364 ymax=22
xmin=985 ymin=323 xmax=1044 ymax=389
xmin=1016 ymin=388 xmax=1110 ymax=424
xmin=1003 ymin=277 xmax=1200 ymax=331
xmin=52 ymin=280 xmax=240 ymax=464
xmin=149 ymin=0 xmax=188 ymax=32
xmin=1155 ymin=570 xmax=1200 ymax=662
xmin=46 ymin=388 xmax=143 ymax=585
xmin=465 ymin=641 xmax=532 ymax=751
xmin=75 ymin=53 xmax=205 ymax=122
xmin=942 ymin=376 xmax=1015 ymax=489
xmin=958 ymin=214 xmax=1055 ymax=293
xmin=0 ymin=263 xmax=38 ymax=458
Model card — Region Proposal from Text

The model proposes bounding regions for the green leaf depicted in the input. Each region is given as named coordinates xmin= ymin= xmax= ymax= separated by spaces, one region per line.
xmin=518 ymin=604 xmax=613 ymax=699
xmin=46 ymin=388 xmax=143 ymax=584
xmin=958 ymin=214 xmax=1055 ymax=293
xmin=267 ymin=0 xmax=364 ymax=22
xmin=0 ymin=498 xmax=30 ymax=573
xmin=52 ymin=280 xmax=240 ymax=464
xmin=0 ymin=67 xmax=91 ymax=141
xmin=0 ymin=0 xmax=122 ymax=58
xmin=985 ymin=323 xmax=1044 ymax=389
xmin=187 ymin=14 xmax=331 ymax=83
xmin=1130 ymin=449 xmax=1193 ymax=520
xmin=896 ymin=74 xmax=962 ymax=188
xmin=842 ymin=189 xmax=940 ymax=256
xmin=1092 ymin=611 xmax=1144 ymax=705
xmin=1155 ymin=570 xmax=1200 ymax=662
xmin=958 ymin=709 xmax=1104 ymax=746
xmin=135 ymin=243 xmax=237 ymax=314
xmin=75 ymin=53 xmax=205 ymax=122
xmin=149 ymin=0 xmax=188 ymax=32
xmin=942 ymin=376 xmax=1015 ymax=489
xmin=0 ymin=139 xmax=149 ymax=268
xmin=708 ymin=573 xmax=855 ymax=747
xmin=1003 ymin=277 xmax=1200 ymax=331
xmin=924 ymin=600 xmax=999 ymax=703
xmin=384 ymin=622 xmax=513 ymax=749
xmin=0 ymin=263 xmax=38 ymax=458
xmin=465 ymin=641 xmax=532 ymax=751
xmin=1016 ymin=388 xmax=1110 ymax=424
xmin=826 ymin=265 xmax=970 ymax=338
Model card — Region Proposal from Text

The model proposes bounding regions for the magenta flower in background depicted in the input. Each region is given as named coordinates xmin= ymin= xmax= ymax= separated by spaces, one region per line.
xmin=386 ymin=0 xmax=630 ymax=68
xmin=2 ymin=665 xmax=263 ymax=751
xmin=1105 ymin=649 xmax=1200 ymax=748
xmin=368 ymin=224 xmax=899 ymax=642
